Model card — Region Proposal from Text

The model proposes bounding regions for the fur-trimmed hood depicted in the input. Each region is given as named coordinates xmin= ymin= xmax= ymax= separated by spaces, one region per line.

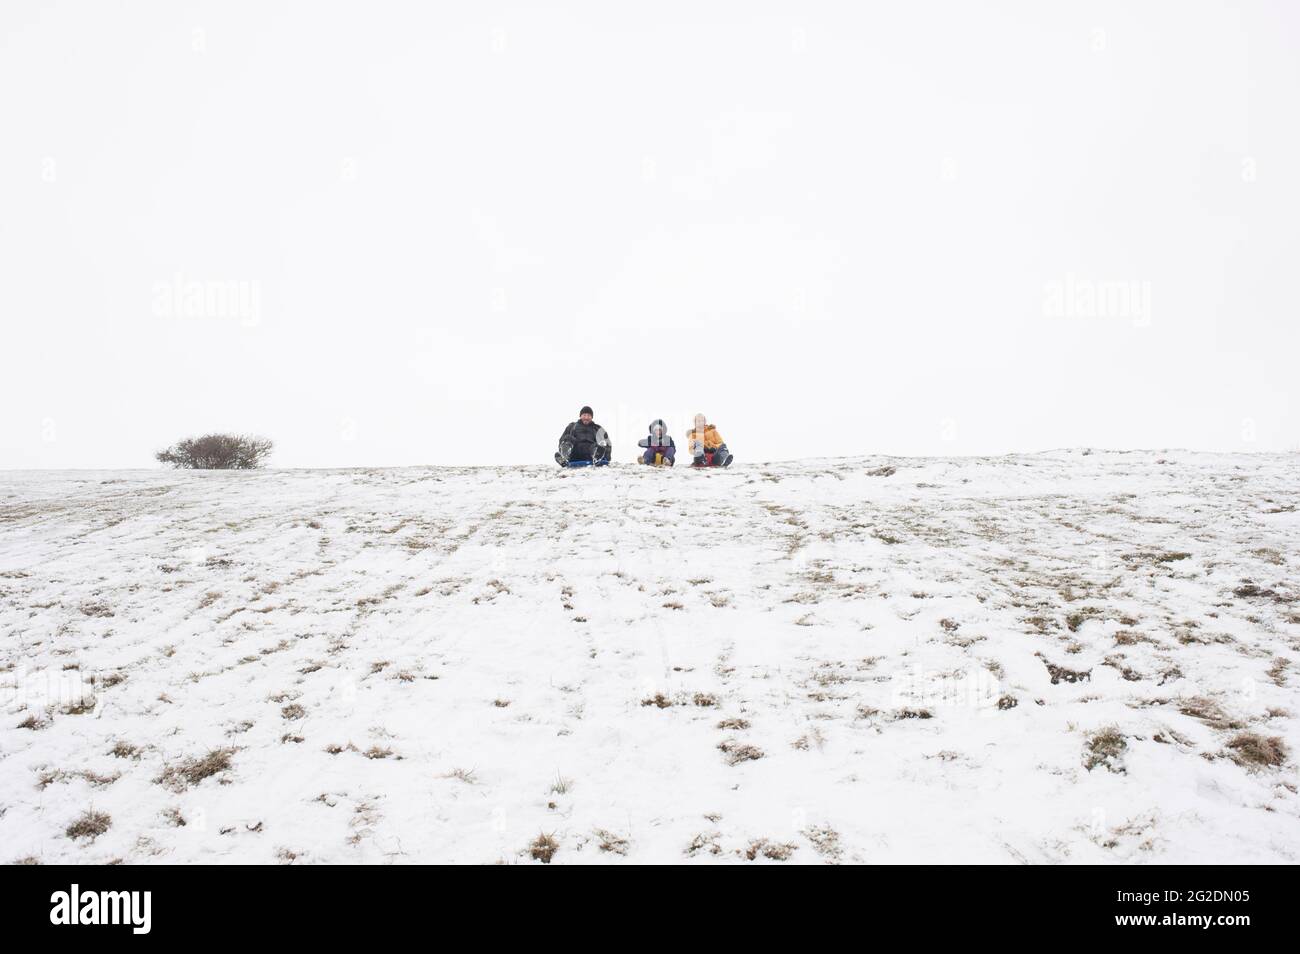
xmin=639 ymin=419 xmax=675 ymax=449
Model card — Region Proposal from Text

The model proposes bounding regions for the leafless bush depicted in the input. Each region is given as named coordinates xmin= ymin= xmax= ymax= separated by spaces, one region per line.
xmin=156 ymin=433 xmax=273 ymax=470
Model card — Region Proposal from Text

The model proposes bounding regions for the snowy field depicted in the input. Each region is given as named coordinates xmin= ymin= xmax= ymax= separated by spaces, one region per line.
xmin=1 ymin=451 xmax=1297 ymax=864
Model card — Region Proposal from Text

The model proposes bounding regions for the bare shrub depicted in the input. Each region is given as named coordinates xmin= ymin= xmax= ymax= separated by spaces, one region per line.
xmin=156 ymin=433 xmax=273 ymax=470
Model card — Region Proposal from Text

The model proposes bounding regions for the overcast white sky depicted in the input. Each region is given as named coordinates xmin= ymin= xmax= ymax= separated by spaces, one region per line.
xmin=2 ymin=0 xmax=1297 ymax=468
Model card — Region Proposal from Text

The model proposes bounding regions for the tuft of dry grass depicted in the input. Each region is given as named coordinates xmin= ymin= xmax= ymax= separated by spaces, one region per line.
xmin=1084 ymin=726 xmax=1127 ymax=773
xmin=641 ymin=693 xmax=672 ymax=709
xmin=744 ymin=838 xmax=797 ymax=861
xmin=1041 ymin=657 xmax=1092 ymax=684
xmin=594 ymin=828 xmax=629 ymax=855
xmin=892 ymin=707 xmax=933 ymax=720
xmin=1226 ymin=733 xmax=1287 ymax=768
xmin=802 ymin=825 xmax=843 ymax=863
xmin=61 ymin=696 xmax=97 ymax=716
xmin=1065 ymin=607 xmax=1102 ymax=632
xmin=1178 ymin=697 xmax=1244 ymax=731
xmin=155 ymin=748 xmax=234 ymax=792
xmin=529 ymin=832 xmax=559 ymax=863
xmin=717 ymin=717 xmax=750 ymax=730
xmin=717 ymin=740 xmax=764 ymax=766
xmin=685 ymin=831 xmax=723 ymax=856
xmin=66 ymin=810 xmax=111 ymax=840
xmin=281 ymin=703 xmax=306 ymax=720
xmin=109 ymin=741 xmax=138 ymax=759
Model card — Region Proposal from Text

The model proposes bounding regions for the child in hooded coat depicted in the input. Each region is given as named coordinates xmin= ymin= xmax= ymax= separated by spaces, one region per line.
xmin=637 ymin=419 xmax=676 ymax=466
xmin=686 ymin=413 xmax=732 ymax=467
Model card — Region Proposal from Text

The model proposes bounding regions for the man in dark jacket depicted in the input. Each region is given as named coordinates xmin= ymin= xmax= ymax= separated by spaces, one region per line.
xmin=556 ymin=406 xmax=612 ymax=465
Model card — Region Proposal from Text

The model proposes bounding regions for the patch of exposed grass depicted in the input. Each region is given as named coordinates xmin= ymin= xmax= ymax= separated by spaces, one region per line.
xmin=1084 ymin=726 xmax=1127 ymax=773
xmin=594 ymin=828 xmax=629 ymax=855
xmin=892 ymin=707 xmax=933 ymax=720
xmin=155 ymin=748 xmax=234 ymax=792
xmin=61 ymin=696 xmax=97 ymax=716
xmin=743 ymin=838 xmax=797 ymax=861
xmin=1066 ymin=607 xmax=1103 ymax=632
xmin=66 ymin=810 xmax=111 ymax=840
xmin=802 ymin=825 xmax=842 ymax=862
xmin=1041 ymin=657 xmax=1092 ymax=685
xmin=529 ymin=832 xmax=559 ymax=863
xmin=685 ymin=831 xmax=722 ymax=857
xmin=717 ymin=740 xmax=764 ymax=766
xmin=1178 ymin=697 xmax=1244 ymax=731
xmin=1226 ymin=733 xmax=1287 ymax=768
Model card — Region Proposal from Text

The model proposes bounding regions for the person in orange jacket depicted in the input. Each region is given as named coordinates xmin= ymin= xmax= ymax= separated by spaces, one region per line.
xmin=686 ymin=413 xmax=733 ymax=467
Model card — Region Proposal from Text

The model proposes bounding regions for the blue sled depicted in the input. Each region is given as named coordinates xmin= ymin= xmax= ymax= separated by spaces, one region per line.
xmin=564 ymin=459 xmax=610 ymax=468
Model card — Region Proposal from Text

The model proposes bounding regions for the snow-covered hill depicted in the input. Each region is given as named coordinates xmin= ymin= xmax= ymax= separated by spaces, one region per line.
xmin=2 ymin=451 xmax=1297 ymax=864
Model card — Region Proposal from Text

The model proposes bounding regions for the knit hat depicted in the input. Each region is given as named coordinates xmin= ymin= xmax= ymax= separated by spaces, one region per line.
xmin=580 ymin=406 xmax=594 ymax=417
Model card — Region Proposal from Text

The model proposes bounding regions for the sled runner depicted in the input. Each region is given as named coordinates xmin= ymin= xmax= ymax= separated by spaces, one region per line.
xmin=564 ymin=459 xmax=609 ymax=468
